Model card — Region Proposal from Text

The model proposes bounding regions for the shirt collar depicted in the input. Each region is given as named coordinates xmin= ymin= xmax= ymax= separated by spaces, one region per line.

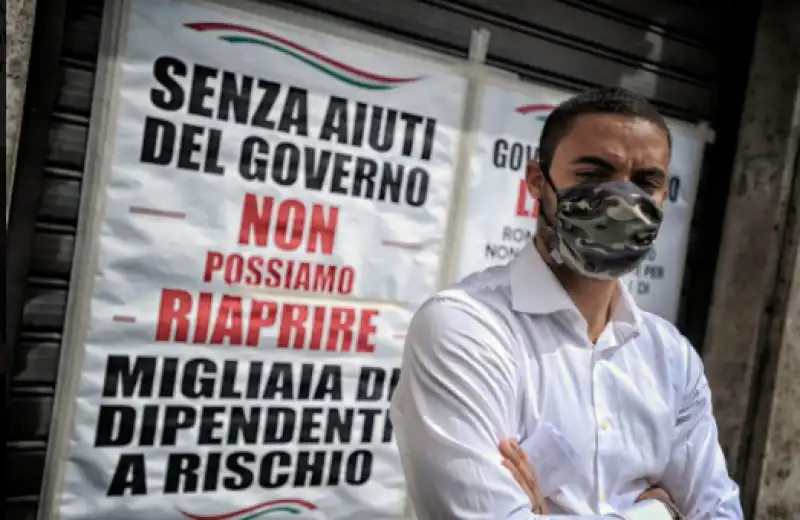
xmin=615 ymin=282 xmax=643 ymax=330
xmin=509 ymin=243 xmax=643 ymax=332
xmin=510 ymin=243 xmax=574 ymax=315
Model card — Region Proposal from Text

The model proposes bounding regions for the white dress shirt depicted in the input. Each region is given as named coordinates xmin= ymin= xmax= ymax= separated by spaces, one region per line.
xmin=390 ymin=243 xmax=743 ymax=520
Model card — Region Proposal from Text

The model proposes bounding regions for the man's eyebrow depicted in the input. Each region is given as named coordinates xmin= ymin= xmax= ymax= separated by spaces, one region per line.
xmin=572 ymin=156 xmax=668 ymax=180
xmin=571 ymin=156 xmax=616 ymax=169
xmin=633 ymin=167 xmax=668 ymax=180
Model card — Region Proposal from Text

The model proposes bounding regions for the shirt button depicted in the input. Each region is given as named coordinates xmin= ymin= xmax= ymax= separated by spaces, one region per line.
xmin=600 ymin=491 xmax=607 ymax=501
xmin=601 ymin=420 xmax=611 ymax=432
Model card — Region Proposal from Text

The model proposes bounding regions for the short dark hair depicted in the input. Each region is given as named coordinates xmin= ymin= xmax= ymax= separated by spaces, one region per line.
xmin=538 ymin=87 xmax=671 ymax=170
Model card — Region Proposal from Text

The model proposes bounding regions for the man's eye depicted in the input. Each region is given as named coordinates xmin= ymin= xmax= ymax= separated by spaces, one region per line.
xmin=637 ymin=179 xmax=662 ymax=190
xmin=576 ymin=171 xmax=604 ymax=180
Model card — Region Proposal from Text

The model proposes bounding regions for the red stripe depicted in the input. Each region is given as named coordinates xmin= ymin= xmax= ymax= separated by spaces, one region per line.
xmin=129 ymin=206 xmax=186 ymax=219
xmin=515 ymin=104 xmax=554 ymax=115
xmin=178 ymin=499 xmax=316 ymax=520
xmin=186 ymin=22 xmax=420 ymax=84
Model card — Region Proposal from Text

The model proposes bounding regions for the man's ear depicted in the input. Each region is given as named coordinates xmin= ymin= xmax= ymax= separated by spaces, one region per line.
xmin=526 ymin=159 xmax=545 ymax=199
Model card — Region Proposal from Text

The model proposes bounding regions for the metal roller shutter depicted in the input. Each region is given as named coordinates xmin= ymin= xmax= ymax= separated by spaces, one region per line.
xmin=5 ymin=1 xmax=757 ymax=518
xmin=6 ymin=1 xmax=101 ymax=518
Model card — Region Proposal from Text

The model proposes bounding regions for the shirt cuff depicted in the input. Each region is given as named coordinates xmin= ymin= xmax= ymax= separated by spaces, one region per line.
xmin=622 ymin=499 xmax=676 ymax=520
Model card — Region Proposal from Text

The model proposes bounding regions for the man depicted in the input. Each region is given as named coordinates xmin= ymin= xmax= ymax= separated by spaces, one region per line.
xmin=390 ymin=87 xmax=743 ymax=519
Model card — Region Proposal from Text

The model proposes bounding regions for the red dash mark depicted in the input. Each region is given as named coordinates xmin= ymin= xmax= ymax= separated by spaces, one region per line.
xmin=381 ymin=240 xmax=423 ymax=250
xmin=112 ymin=315 xmax=136 ymax=323
xmin=515 ymin=104 xmax=554 ymax=115
xmin=129 ymin=206 xmax=186 ymax=219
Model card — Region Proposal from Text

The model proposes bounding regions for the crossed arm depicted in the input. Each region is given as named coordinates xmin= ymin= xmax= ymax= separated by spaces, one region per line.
xmin=390 ymin=297 xmax=743 ymax=520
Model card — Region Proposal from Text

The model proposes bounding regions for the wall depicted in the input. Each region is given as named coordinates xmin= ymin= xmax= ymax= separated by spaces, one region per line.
xmin=701 ymin=0 xmax=800 ymax=517
xmin=5 ymin=0 xmax=38 ymax=218
xmin=754 ymin=136 xmax=800 ymax=519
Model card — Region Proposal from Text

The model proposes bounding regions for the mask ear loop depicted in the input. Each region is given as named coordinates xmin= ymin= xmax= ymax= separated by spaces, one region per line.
xmin=533 ymin=150 xmax=565 ymax=265
xmin=534 ymin=149 xmax=560 ymax=231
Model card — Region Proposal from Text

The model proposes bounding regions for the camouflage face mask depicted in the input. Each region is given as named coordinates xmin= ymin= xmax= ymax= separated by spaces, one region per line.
xmin=542 ymin=180 xmax=663 ymax=280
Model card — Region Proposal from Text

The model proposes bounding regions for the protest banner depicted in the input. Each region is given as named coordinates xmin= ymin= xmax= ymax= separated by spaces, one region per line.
xmin=455 ymin=82 xmax=706 ymax=322
xmin=50 ymin=0 xmax=465 ymax=517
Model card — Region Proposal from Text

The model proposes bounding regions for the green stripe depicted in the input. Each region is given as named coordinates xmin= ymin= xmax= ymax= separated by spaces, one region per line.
xmin=220 ymin=36 xmax=395 ymax=91
xmin=240 ymin=506 xmax=301 ymax=520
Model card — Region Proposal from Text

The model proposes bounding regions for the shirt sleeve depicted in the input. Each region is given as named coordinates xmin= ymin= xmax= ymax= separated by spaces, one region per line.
xmin=390 ymin=295 xmax=610 ymax=520
xmin=658 ymin=338 xmax=744 ymax=520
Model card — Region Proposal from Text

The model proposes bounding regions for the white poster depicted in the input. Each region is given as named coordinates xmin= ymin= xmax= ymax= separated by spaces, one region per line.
xmin=456 ymin=83 xmax=705 ymax=322
xmin=55 ymin=0 xmax=465 ymax=517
